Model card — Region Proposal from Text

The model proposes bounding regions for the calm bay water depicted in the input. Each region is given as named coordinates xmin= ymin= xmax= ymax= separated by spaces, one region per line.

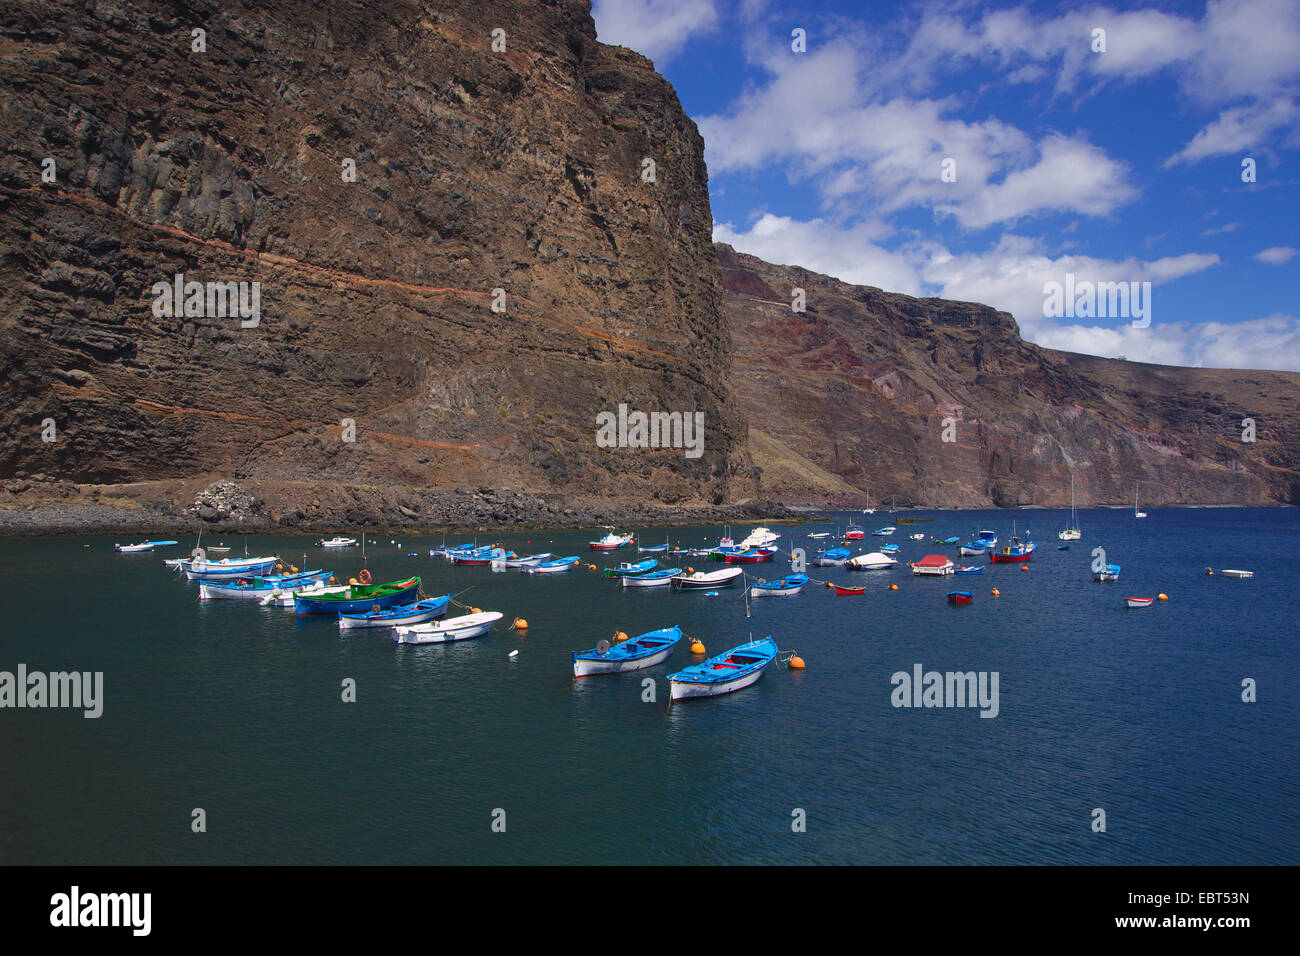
xmin=1 ymin=508 xmax=1296 ymax=865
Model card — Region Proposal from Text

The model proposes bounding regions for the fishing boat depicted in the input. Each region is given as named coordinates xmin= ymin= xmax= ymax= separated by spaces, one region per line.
xmin=846 ymin=552 xmax=896 ymax=570
xmin=317 ymin=536 xmax=359 ymax=548
xmin=749 ymin=574 xmax=807 ymax=598
xmin=947 ymin=590 xmax=974 ymax=605
xmin=954 ymin=565 xmax=983 ymax=575
xmin=337 ymin=596 xmax=450 ymax=629
xmin=833 ymin=584 xmax=866 ymax=596
xmin=589 ymin=528 xmax=634 ymax=550
xmin=1124 ymin=597 xmax=1154 ymax=609
xmin=806 ymin=532 xmax=832 ymax=540
xmin=622 ymin=567 xmax=681 ymax=588
xmin=1134 ymin=482 xmax=1147 ymax=519
xmin=504 ymin=553 xmax=552 ymax=569
xmin=451 ymin=546 xmax=507 ymax=566
xmin=1094 ymin=563 xmax=1121 ymax=582
xmin=430 ymin=541 xmax=478 ymax=560
xmin=932 ymin=536 xmax=959 ymax=545
xmin=908 ymin=532 xmax=926 ymax=540
xmin=393 ymin=611 xmax=504 ymax=644
xmin=666 ymin=637 xmax=778 ymax=701
xmin=723 ymin=547 xmax=778 ymax=564
xmin=198 ymin=569 xmax=332 ymax=600
xmin=873 ymin=526 xmax=897 ymax=536
xmin=671 ymin=567 xmax=744 ymax=590
xmin=572 ymin=626 xmax=684 ymax=677
xmin=1219 ymin=569 xmax=1255 ymax=579
xmin=637 ymin=541 xmax=671 ymax=554
xmin=184 ymin=556 xmax=280 ymax=581
xmin=843 ymin=519 xmax=865 ymax=541
xmin=988 ymin=526 xmax=1035 ymax=563
xmin=293 ymin=576 xmax=421 ymax=616
xmin=114 ymin=542 xmax=154 ymax=552
xmin=1059 ymin=475 xmax=1082 ymax=540
xmin=525 ymin=556 xmax=582 ymax=574
xmin=738 ymin=527 xmax=780 ymax=548
xmin=958 ymin=540 xmax=988 ymax=557
xmin=813 ymin=546 xmax=851 ymax=567
xmin=976 ymin=530 xmax=998 ymax=548
xmin=879 ymin=543 xmax=900 ymax=553
xmin=912 ymin=554 xmax=955 ymax=576
xmin=603 ymin=558 xmax=658 ymax=578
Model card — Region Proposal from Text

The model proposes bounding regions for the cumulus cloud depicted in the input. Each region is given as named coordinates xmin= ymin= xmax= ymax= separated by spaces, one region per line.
xmin=591 ymin=0 xmax=719 ymax=64
xmin=1255 ymin=246 xmax=1298 ymax=263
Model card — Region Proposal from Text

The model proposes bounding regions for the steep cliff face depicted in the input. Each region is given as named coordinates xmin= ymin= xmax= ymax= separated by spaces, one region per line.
xmin=720 ymin=244 xmax=1300 ymax=507
xmin=0 ymin=0 xmax=751 ymax=507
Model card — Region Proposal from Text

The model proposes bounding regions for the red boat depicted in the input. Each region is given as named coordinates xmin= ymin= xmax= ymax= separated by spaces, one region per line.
xmin=833 ymin=584 xmax=866 ymax=596
xmin=947 ymin=590 xmax=974 ymax=604
xmin=724 ymin=547 xmax=778 ymax=564
xmin=844 ymin=529 xmax=865 ymax=540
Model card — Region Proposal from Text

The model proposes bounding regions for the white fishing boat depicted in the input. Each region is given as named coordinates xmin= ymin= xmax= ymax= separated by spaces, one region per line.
xmin=670 ymin=567 xmax=744 ymax=590
xmin=1219 ymin=569 xmax=1254 ymax=579
xmin=504 ymin=553 xmax=552 ymax=569
xmin=183 ymin=555 xmax=280 ymax=581
xmin=572 ymin=626 xmax=684 ymax=677
xmin=317 ymin=536 xmax=359 ymax=548
xmin=846 ymin=552 xmax=897 ymax=570
xmin=738 ymin=526 xmax=780 ymax=548
xmin=622 ymin=568 xmax=680 ymax=588
xmin=114 ymin=542 xmax=153 ymax=552
xmin=667 ymin=638 xmax=778 ymax=701
xmin=393 ymin=611 xmax=504 ymax=644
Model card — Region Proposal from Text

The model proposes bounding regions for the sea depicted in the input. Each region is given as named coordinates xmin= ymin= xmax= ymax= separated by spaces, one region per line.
xmin=1 ymin=507 xmax=1295 ymax=865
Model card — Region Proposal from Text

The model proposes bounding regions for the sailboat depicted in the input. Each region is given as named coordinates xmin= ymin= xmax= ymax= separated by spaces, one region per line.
xmin=1058 ymin=474 xmax=1082 ymax=540
xmin=1134 ymin=482 xmax=1147 ymax=519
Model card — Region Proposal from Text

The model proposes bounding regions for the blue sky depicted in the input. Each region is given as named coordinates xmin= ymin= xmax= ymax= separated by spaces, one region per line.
xmin=590 ymin=0 xmax=1300 ymax=371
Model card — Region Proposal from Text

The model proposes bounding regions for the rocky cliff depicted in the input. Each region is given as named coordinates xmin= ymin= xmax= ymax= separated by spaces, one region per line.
xmin=0 ymin=0 xmax=751 ymax=518
xmin=720 ymin=243 xmax=1300 ymax=507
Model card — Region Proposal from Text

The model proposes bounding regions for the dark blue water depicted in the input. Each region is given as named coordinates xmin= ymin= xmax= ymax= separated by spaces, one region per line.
xmin=1 ymin=508 xmax=1295 ymax=864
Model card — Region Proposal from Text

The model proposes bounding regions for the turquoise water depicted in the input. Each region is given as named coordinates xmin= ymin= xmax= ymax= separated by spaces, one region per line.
xmin=1 ymin=509 xmax=1296 ymax=864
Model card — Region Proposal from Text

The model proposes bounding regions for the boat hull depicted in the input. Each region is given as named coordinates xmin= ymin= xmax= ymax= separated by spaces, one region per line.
xmin=572 ymin=627 xmax=683 ymax=677
xmin=393 ymin=611 xmax=503 ymax=644
xmin=667 ymin=639 xmax=778 ymax=701
xmin=338 ymin=597 xmax=449 ymax=629
xmin=185 ymin=558 xmax=279 ymax=581
xmin=294 ymin=578 xmax=420 ymax=616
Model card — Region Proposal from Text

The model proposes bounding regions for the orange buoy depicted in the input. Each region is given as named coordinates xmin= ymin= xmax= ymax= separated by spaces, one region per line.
xmin=991 ymin=588 xmax=1000 ymax=596
xmin=888 ymin=583 xmax=899 ymax=591
xmin=825 ymin=581 xmax=835 ymax=589
xmin=347 ymin=577 xmax=358 ymax=585
xmin=513 ymin=617 xmax=528 ymax=630
xmin=689 ymin=639 xmax=706 ymax=655
xmin=686 ymin=566 xmax=695 ymax=574
xmin=613 ymin=631 xmax=628 ymax=643
xmin=788 ymin=654 xmax=806 ymax=670
xmin=587 ymin=564 xmax=597 ymax=571
xmin=1019 ymin=565 xmax=1029 ymax=572
xmin=1157 ymin=593 xmax=1168 ymax=601
xmin=468 ymin=606 xmax=482 ymax=614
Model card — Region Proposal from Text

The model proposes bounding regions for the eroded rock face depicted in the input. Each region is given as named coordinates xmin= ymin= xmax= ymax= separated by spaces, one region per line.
xmin=719 ymin=244 xmax=1300 ymax=507
xmin=0 ymin=0 xmax=751 ymax=504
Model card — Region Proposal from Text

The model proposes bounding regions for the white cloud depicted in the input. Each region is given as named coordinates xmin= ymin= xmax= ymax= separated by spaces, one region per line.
xmin=1255 ymin=246 xmax=1298 ymax=263
xmin=1166 ymin=99 xmax=1299 ymax=166
xmin=1034 ymin=314 xmax=1300 ymax=371
xmin=591 ymin=0 xmax=719 ymax=64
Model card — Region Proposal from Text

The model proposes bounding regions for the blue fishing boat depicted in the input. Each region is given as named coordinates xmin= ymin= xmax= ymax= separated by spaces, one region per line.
xmin=637 ymin=541 xmax=671 ymax=554
xmin=621 ymin=567 xmax=681 ymax=588
xmin=873 ymin=526 xmax=897 ymax=536
xmin=880 ymin=543 xmax=900 ymax=553
xmin=185 ymin=557 xmax=279 ymax=581
xmin=1093 ymin=563 xmax=1121 ymax=582
xmin=954 ymin=565 xmax=983 ymax=575
xmin=338 ymin=595 xmax=450 ymax=629
xmin=525 ymin=556 xmax=582 ymax=574
xmin=933 ymin=536 xmax=959 ymax=545
xmin=749 ymin=574 xmax=808 ymax=598
xmin=667 ymin=637 xmax=779 ymax=700
xmin=813 ymin=546 xmax=851 ymax=567
xmin=293 ymin=576 xmax=421 ymax=616
xmin=572 ymin=626 xmax=684 ymax=676
xmin=198 ymin=569 xmax=332 ymax=600
xmin=603 ymin=558 xmax=658 ymax=578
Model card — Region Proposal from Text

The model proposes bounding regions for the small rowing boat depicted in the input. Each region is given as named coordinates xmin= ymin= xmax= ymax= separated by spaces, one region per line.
xmin=184 ymin=556 xmax=280 ymax=581
xmin=813 ymin=546 xmax=851 ymax=567
xmin=749 ymin=574 xmax=807 ymax=598
xmin=833 ymin=584 xmax=866 ymax=596
xmin=338 ymin=595 xmax=450 ymax=629
xmin=872 ymin=526 xmax=897 ymax=536
xmin=451 ymin=546 xmax=507 ymax=566
xmin=932 ymin=536 xmax=959 ymax=545
xmin=505 ymin=553 xmax=552 ymax=569
xmin=393 ymin=611 xmax=504 ymax=644
xmin=667 ymin=637 xmax=778 ymax=701
xmin=199 ymin=569 xmax=332 ymax=600
xmin=1124 ymin=597 xmax=1154 ymax=609
xmin=603 ymin=558 xmax=658 ymax=578
xmin=1093 ymin=563 xmax=1121 ymax=582
xmin=572 ymin=626 xmax=684 ymax=677
xmin=954 ymin=565 xmax=983 ymax=575
xmin=723 ymin=547 xmax=778 ymax=564
xmin=947 ymin=590 xmax=974 ymax=604
xmin=1219 ymin=569 xmax=1254 ymax=579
